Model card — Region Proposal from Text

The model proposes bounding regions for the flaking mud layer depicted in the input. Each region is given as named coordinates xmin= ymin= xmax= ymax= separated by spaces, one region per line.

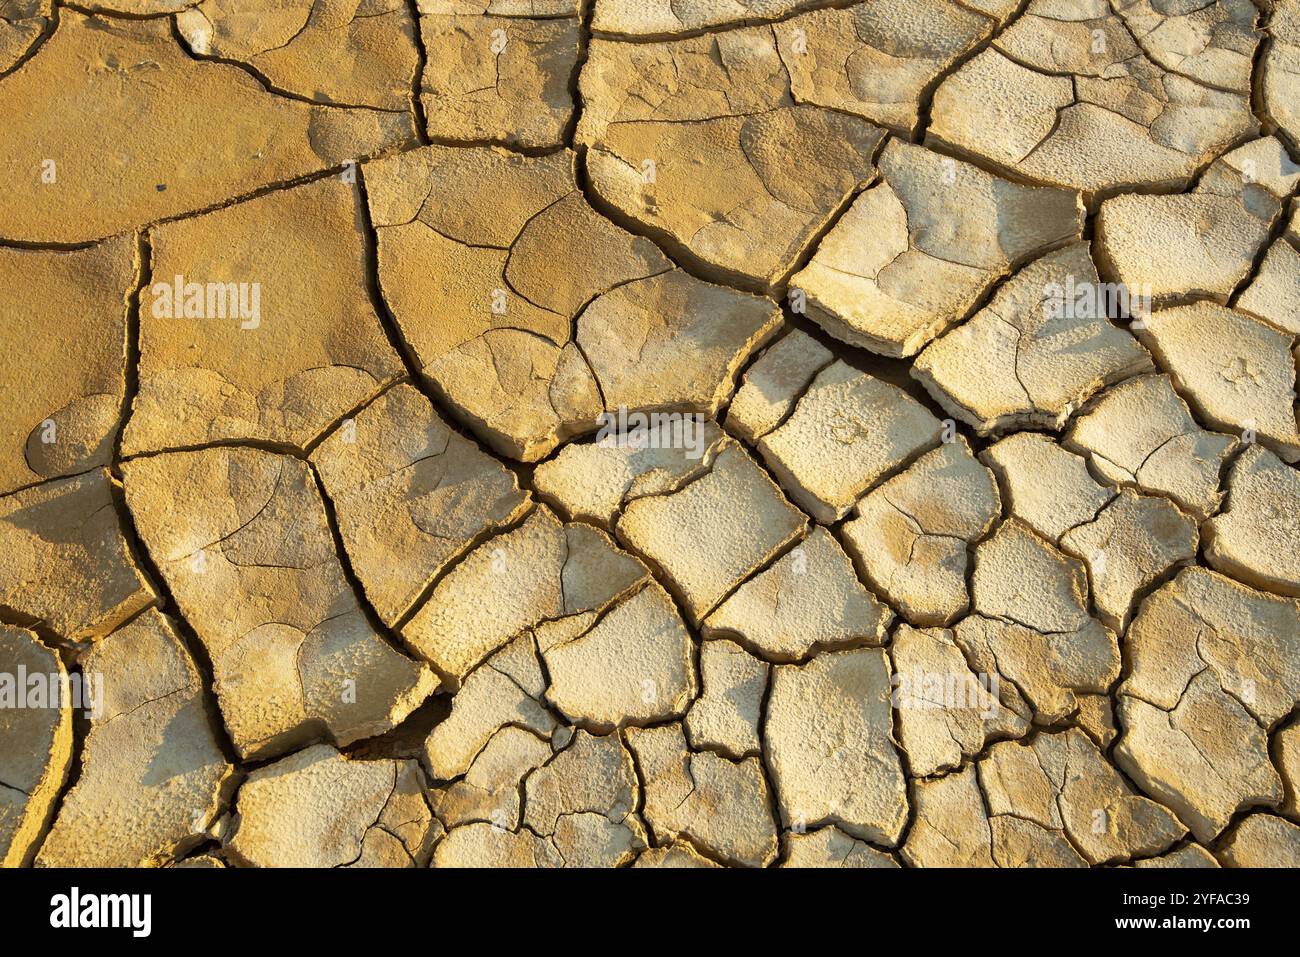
xmin=1 ymin=0 xmax=1298 ymax=869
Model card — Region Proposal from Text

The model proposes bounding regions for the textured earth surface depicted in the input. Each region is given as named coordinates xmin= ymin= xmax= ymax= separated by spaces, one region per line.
xmin=1 ymin=0 xmax=1298 ymax=869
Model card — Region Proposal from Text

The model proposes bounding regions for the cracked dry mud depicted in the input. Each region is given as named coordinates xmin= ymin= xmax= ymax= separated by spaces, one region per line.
xmin=0 ymin=0 xmax=1297 ymax=872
